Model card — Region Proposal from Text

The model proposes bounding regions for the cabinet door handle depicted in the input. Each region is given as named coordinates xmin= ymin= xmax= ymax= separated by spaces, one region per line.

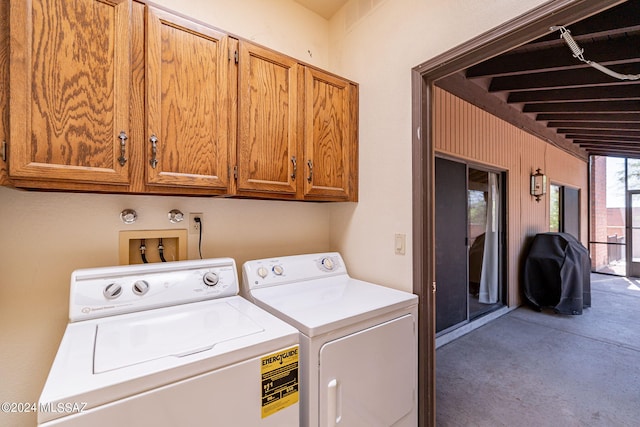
xmin=117 ymin=131 xmax=128 ymax=166
xmin=307 ymin=159 xmax=313 ymax=183
xmin=149 ymin=135 xmax=158 ymax=169
xmin=291 ymin=156 xmax=297 ymax=180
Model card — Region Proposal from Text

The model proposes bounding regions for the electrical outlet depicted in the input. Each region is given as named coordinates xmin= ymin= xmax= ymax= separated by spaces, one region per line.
xmin=189 ymin=213 xmax=203 ymax=235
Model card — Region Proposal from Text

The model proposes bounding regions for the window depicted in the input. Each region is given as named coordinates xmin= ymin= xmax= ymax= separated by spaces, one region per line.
xmin=550 ymin=184 xmax=561 ymax=232
xmin=549 ymin=183 xmax=579 ymax=238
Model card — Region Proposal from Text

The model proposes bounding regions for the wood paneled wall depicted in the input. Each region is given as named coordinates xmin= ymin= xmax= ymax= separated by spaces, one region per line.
xmin=433 ymin=87 xmax=588 ymax=306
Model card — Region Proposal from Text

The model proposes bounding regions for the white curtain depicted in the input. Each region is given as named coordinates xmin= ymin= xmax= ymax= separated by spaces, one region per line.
xmin=479 ymin=172 xmax=499 ymax=304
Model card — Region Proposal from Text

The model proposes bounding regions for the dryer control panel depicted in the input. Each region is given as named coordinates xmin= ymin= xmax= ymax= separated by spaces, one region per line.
xmin=242 ymin=252 xmax=347 ymax=292
xmin=69 ymin=258 xmax=239 ymax=321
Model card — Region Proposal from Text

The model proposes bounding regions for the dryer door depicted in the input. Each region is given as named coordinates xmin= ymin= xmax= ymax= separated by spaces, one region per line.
xmin=318 ymin=314 xmax=417 ymax=427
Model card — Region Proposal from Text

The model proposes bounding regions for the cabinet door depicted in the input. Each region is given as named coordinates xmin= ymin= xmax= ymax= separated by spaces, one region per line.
xmin=303 ymin=68 xmax=356 ymax=201
xmin=0 ymin=0 xmax=9 ymax=186
xmin=10 ymin=0 xmax=131 ymax=185
xmin=146 ymin=7 xmax=230 ymax=191
xmin=237 ymin=42 xmax=299 ymax=195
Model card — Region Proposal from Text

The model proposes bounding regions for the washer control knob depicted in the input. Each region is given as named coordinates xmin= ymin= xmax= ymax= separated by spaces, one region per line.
xmin=321 ymin=257 xmax=335 ymax=271
xmin=257 ymin=267 xmax=269 ymax=278
xmin=103 ymin=283 xmax=123 ymax=300
xmin=132 ymin=280 xmax=150 ymax=296
xmin=203 ymin=272 xmax=219 ymax=287
xmin=272 ymin=265 xmax=284 ymax=276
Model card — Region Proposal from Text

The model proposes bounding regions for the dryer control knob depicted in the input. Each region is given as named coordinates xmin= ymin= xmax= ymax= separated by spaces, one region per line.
xmin=103 ymin=283 xmax=123 ymax=299
xmin=321 ymin=257 xmax=335 ymax=271
xmin=257 ymin=267 xmax=269 ymax=278
xmin=272 ymin=265 xmax=284 ymax=275
xmin=203 ymin=272 xmax=219 ymax=287
xmin=132 ymin=280 xmax=150 ymax=296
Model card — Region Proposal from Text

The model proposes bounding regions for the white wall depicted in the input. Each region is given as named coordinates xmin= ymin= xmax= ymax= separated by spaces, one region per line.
xmin=153 ymin=0 xmax=331 ymax=68
xmin=327 ymin=0 xmax=548 ymax=290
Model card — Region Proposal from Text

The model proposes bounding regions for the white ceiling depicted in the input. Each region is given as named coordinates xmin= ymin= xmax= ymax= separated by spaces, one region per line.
xmin=293 ymin=0 xmax=349 ymax=19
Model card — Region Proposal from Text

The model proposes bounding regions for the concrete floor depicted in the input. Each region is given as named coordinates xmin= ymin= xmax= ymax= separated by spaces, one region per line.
xmin=436 ymin=274 xmax=640 ymax=426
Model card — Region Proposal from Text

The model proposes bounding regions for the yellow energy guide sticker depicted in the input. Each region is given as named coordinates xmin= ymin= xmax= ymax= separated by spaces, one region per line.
xmin=261 ymin=346 xmax=299 ymax=418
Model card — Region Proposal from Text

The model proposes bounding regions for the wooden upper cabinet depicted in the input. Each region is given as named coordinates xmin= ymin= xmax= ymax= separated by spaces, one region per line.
xmin=302 ymin=67 xmax=357 ymax=201
xmin=9 ymin=0 xmax=131 ymax=185
xmin=237 ymin=41 xmax=299 ymax=195
xmin=145 ymin=7 xmax=230 ymax=191
xmin=5 ymin=1 xmax=358 ymax=200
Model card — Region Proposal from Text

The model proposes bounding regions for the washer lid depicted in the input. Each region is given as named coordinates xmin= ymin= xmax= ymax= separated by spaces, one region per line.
xmin=38 ymin=297 xmax=298 ymax=425
xmin=94 ymin=301 xmax=263 ymax=373
xmin=249 ymin=276 xmax=418 ymax=337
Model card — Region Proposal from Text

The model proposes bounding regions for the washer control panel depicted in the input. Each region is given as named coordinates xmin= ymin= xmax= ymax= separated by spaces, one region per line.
xmin=69 ymin=258 xmax=239 ymax=321
xmin=242 ymin=252 xmax=346 ymax=292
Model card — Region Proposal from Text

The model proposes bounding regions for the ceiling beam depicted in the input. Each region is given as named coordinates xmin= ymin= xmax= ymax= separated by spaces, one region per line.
xmin=489 ymin=63 xmax=640 ymax=91
xmin=512 ymin=1 xmax=640 ymax=51
xmin=523 ymin=100 xmax=640 ymax=113
xmin=560 ymin=129 xmax=640 ymax=137
xmin=573 ymin=138 xmax=638 ymax=150
xmin=467 ymin=35 xmax=640 ymax=78
xmin=551 ymin=1 xmax=640 ymax=37
xmin=547 ymin=121 xmax=640 ymax=130
xmin=558 ymin=129 xmax=640 ymax=137
xmin=537 ymin=112 xmax=640 ymax=122
xmin=582 ymin=142 xmax=640 ymax=147
xmin=565 ymin=133 xmax=640 ymax=142
xmin=508 ymin=84 xmax=640 ymax=103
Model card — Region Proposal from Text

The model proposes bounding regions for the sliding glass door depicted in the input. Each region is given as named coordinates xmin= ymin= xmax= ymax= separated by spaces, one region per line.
xmin=435 ymin=157 xmax=505 ymax=334
xmin=627 ymin=191 xmax=640 ymax=277
xmin=435 ymin=157 xmax=468 ymax=333
xmin=468 ymin=168 xmax=502 ymax=320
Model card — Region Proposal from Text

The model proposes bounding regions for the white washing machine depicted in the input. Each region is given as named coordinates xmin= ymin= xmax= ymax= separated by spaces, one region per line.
xmin=242 ymin=253 xmax=418 ymax=427
xmin=38 ymin=258 xmax=300 ymax=426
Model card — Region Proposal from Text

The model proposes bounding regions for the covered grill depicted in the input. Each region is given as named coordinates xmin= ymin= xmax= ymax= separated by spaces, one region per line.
xmin=523 ymin=232 xmax=591 ymax=315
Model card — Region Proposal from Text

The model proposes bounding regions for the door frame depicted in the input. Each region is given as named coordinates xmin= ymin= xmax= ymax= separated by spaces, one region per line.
xmin=626 ymin=190 xmax=640 ymax=277
xmin=411 ymin=1 xmax=625 ymax=425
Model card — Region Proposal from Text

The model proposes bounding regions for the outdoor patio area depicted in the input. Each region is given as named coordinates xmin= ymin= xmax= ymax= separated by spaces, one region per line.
xmin=436 ymin=273 xmax=640 ymax=426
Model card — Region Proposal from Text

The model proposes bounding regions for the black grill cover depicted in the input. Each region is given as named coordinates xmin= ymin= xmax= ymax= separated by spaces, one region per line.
xmin=523 ymin=232 xmax=591 ymax=315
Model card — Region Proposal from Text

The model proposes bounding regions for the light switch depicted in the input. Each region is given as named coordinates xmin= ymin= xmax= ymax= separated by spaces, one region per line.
xmin=395 ymin=233 xmax=406 ymax=255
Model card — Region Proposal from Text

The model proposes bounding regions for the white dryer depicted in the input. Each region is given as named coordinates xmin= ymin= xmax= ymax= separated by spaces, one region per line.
xmin=242 ymin=253 xmax=418 ymax=427
xmin=39 ymin=258 xmax=300 ymax=426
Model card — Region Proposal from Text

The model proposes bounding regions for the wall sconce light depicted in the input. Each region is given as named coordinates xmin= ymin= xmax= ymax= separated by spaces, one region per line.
xmin=168 ymin=209 xmax=185 ymax=223
xmin=530 ymin=168 xmax=547 ymax=203
xmin=120 ymin=209 xmax=138 ymax=224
